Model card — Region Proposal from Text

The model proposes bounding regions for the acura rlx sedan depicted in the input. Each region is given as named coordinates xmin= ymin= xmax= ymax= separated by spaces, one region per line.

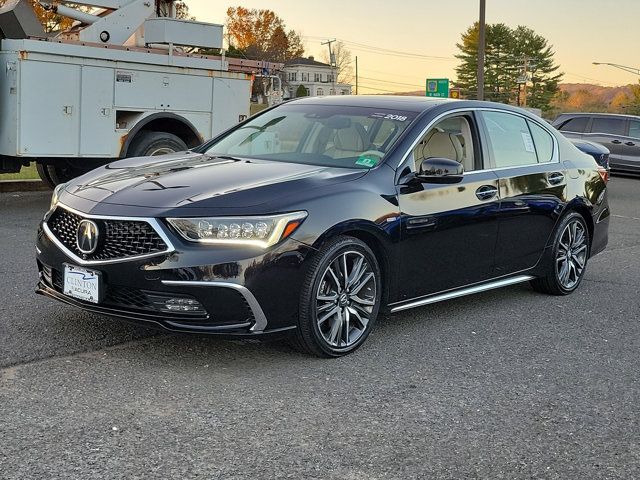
xmin=36 ymin=96 xmax=610 ymax=357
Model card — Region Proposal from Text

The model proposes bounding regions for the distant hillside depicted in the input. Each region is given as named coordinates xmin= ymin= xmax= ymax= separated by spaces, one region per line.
xmin=383 ymin=83 xmax=638 ymax=115
xmin=558 ymin=83 xmax=633 ymax=104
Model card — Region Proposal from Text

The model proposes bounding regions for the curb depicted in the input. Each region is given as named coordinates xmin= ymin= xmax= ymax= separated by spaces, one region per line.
xmin=0 ymin=179 xmax=50 ymax=193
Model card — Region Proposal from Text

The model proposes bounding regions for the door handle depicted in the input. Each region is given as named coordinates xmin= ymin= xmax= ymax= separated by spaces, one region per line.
xmin=475 ymin=185 xmax=498 ymax=201
xmin=625 ymin=141 xmax=636 ymax=146
xmin=548 ymin=172 xmax=565 ymax=186
xmin=611 ymin=139 xmax=622 ymax=144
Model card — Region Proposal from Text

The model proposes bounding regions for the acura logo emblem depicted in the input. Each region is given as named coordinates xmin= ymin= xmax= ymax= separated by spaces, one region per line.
xmin=76 ymin=219 xmax=99 ymax=254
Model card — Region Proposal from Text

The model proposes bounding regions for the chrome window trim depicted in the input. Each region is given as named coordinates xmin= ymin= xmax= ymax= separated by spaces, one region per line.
xmin=397 ymin=107 xmax=560 ymax=173
xmin=43 ymin=202 xmax=175 ymax=266
xmin=161 ymin=280 xmax=268 ymax=332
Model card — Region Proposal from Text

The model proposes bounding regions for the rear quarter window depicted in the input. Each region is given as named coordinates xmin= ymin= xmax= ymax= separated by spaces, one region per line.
xmin=528 ymin=121 xmax=554 ymax=163
xmin=558 ymin=117 xmax=589 ymax=133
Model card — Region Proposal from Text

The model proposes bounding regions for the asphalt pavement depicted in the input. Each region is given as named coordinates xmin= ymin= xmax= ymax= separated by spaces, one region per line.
xmin=1 ymin=177 xmax=638 ymax=479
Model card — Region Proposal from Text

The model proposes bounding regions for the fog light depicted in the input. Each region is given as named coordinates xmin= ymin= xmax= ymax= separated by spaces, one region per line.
xmin=147 ymin=293 xmax=207 ymax=316
xmin=165 ymin=298 xmax=202 ymax=312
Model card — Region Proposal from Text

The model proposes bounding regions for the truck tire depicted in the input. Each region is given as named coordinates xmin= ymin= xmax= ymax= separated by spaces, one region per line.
xmin=37 ymin=162 xmax=92 ymax=188
xmin=36 ymin=163 xmax=56 ymax=189
xmin=128 ymin=131 xmax=187 ymax=158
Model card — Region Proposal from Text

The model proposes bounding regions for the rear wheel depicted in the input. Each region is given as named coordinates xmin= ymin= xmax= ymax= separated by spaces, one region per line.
xmin=531 ymin=212 xmax=590 ymax=295
xmin=128 ymin=131 xmax=187 ymax=157
xmin=292 ymin=236 xmax=382 ymax=357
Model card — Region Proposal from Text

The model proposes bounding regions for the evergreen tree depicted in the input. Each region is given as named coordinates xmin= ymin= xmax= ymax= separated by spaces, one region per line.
xmin=454 ymin=23 xmax=562 ymax=112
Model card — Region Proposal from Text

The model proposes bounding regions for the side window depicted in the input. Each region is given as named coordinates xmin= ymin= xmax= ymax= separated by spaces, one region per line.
xmin=559 ymin=117 xmax=588 ymax=133
xmin=412 ymin=114 xmax=477 ymax=173
xmin=528 ymin=121 xmax=554 ymax=163
xmin=590 ymin=117 xmax=625 ymax=136
xmin=481 ymin=111 xmax=537 ymax=168
xmin=629 ymin=121 xmax=640 ymax=139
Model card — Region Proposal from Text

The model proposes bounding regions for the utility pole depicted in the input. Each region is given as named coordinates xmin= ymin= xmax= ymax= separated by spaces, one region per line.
xmin=355 ymin=56 xmax=358 ymax=95
xmin=477 ymin=0 xmax=486 ymax=100
xmin=322 ymin=38 xmax=337 ymax=95
xmin=517 ymin=56 xmax=534 ymax=107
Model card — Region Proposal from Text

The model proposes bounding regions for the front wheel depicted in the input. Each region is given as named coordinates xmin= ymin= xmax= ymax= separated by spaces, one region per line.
xmin=293 ymin=236 xmax=382 ymax=357
xmin=531 ymin=212 xmax=590 ymax=295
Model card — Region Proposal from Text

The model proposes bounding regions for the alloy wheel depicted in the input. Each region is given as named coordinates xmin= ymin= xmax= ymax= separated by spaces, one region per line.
xmin=556 ymin=219 xmax=588 ymax=290
xmin=315 ymin=251 xmax=377 ymax=348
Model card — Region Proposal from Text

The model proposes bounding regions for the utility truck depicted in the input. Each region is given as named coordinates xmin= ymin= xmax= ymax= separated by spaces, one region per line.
xmin=0 ymin=0 xmax=282 ymax=187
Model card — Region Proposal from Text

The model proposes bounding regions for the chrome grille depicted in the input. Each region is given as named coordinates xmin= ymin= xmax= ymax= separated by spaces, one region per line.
xmin=47 ymin=207 xmax=169 ymax=262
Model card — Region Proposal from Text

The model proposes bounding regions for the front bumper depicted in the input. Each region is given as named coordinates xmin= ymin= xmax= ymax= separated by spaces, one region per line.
xmin=36 ymin=208 xmax=315 ymax=336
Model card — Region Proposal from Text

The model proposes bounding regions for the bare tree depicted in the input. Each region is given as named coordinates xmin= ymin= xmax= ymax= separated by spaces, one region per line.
xmin=321 ymin=41 xmax=353 ymax=84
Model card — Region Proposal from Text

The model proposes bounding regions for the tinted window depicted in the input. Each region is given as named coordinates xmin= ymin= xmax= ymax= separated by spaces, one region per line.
xmin=629 ymin=120 xmax=640 ymax=139
xmin=482 ymin=111 xmax=538 ymax=168
xmin=559 ymin=117 xmax=588 ymax=133
xmin=528 ymin=121 xmax=554 ymax=163
xmin=591 ymin=117 xmax=626 ymax=136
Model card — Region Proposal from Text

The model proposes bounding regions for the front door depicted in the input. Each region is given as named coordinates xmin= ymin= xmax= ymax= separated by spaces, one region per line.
xmin=396 ymin=112 xmax=500 ymax=301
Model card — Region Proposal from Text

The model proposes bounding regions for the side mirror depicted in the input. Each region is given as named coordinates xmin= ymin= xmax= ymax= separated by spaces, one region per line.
xmin=417 ymin=157 xmax=464 ymax=184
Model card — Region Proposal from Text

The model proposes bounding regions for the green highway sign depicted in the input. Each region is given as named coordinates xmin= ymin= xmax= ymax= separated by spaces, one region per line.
xmin=426 ymin=78 xmax=449 ymax=98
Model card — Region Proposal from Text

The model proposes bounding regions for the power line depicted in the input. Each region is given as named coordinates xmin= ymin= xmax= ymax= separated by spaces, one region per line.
xmin=303 ymin=36 xmax=456 ymax=61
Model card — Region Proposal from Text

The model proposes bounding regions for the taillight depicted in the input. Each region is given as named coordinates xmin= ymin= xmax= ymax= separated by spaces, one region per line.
xmin=597 ymin=166 xmax=609 ymax=184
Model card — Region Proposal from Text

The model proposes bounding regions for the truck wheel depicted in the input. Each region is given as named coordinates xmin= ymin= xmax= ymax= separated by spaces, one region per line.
xmin=36 ymin=163 xmax=56 ymax=189
xmin=37 ymin=162 xmax=89 ymax=188
xmin=128 ymin=132 xmax=187 ymax=157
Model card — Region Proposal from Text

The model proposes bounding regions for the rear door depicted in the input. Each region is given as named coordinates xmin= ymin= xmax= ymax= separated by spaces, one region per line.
xmin=584 ymin=116 xmax=627 ymax=168
xmin=479 ymin=110 xmax=565 ymax=275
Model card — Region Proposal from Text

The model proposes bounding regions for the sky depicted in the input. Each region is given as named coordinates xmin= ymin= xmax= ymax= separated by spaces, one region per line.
xmin=187 ymin=0 xmax=640 ymax=94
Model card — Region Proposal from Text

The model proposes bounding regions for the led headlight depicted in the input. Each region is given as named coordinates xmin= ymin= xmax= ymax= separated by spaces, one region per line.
xmin=167 ymin=211 xmax=308 ymax=248
xmin=50 ymin=182 xmax=67 ymax=210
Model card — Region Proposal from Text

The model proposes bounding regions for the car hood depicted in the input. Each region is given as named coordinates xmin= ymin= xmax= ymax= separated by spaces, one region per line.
xmin=64 ymin=153 xmax=367 ymax=210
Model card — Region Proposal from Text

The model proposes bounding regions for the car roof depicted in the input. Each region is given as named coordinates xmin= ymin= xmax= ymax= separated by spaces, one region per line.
xmin=285 ymin=95 xmax=540 ymax=117
xmin=556 ymin=112 xmax=640 ymax=120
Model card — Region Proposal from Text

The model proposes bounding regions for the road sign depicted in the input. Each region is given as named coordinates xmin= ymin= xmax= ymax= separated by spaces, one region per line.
xmin=449 ymin=88 xmax=461 ymax=99
xmin=426 ymin=78 xmax=449 ymax=98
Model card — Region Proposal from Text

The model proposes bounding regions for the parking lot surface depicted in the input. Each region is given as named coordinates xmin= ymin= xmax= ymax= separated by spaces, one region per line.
xmin=1 ymin=177 xmax=639 ymax=479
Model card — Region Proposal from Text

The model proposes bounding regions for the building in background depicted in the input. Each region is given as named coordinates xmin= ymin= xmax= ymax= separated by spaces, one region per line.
xmin=283 ymin=56 xmax=352 ymax=99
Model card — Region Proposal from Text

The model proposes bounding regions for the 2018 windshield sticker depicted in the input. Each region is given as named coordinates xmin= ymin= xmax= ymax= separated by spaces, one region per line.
xmin=369 ymin=113 xmax=409 ymax=122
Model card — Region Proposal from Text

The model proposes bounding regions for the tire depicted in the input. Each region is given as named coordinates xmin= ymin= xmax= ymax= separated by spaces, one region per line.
xmin=37 ymin=162 xmax=93 ymax=188
xmin=530 ymin=211 xmax=590 ymax=295
xmin=292 ymin=236 xmax=382 ymax=357
xmin=128 ymin=131 xmax=187 ymax=157
xmin=36 ymin=163 xmax=56 ymax=189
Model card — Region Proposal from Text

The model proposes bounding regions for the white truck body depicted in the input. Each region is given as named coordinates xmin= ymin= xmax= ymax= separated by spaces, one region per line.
xmin=0 ymin=38 xmax=251 ymax=160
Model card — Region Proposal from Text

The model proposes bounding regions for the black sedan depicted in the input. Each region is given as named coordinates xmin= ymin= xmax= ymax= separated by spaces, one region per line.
xmin=36 ymin=96 xmax=610 ymax=357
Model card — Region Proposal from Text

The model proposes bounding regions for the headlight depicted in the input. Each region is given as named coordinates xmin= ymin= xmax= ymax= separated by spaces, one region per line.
xmin=167 ymin=211 xmax=308 ymax=248
xmin=50 ymin=182 xmax=67 ymax=210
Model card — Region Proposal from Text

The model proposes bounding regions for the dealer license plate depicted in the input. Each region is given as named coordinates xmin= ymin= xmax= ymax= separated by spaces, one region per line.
xmin=63 ymin=264 xmax=101 ymax=304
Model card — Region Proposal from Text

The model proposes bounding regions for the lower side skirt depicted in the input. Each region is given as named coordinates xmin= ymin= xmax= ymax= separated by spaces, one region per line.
xmin=389 ymin=274 xmax=535 ymax=314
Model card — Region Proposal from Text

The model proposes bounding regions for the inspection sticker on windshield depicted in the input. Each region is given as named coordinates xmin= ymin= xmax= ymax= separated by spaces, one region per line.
xmin=521 ymin=131 xmax=536 ymax=153
xmin=356 ymin=155 xmax=379 ymax=167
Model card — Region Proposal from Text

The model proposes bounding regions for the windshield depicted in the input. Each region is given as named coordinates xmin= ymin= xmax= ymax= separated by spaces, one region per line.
xmin=205 ymin=104 xmax=418 ymax=169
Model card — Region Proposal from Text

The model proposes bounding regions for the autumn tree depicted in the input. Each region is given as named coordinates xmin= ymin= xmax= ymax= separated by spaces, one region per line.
xmin=321 ymin=41 xmax=353 ymax=84
xmin=455 ymin=23 xmax=562 ymax=112
xmin=225 ymin=7 xmax=304 ymax=62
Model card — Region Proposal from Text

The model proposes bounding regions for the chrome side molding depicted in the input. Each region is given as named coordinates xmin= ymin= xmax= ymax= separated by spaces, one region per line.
xmin=390 ymin=275 xmax=535 ymax=313
xmin=161 ymin=280 xmax=268 ymax=332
